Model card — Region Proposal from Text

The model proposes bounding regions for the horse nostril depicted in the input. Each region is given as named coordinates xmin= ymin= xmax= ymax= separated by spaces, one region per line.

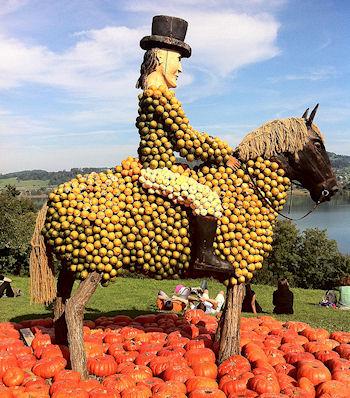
xmin=330 ymin=185 xmax=339 ymax=194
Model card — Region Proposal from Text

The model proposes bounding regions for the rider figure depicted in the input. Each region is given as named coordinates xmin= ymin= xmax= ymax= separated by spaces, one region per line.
xmin=136 ymin=15 xmax=239 ymax=274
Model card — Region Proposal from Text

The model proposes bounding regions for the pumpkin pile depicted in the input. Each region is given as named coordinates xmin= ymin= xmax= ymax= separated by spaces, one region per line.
xmin=1 ymin=312 xmax=349 ymax=397
xmin=42 ymin=154 xmax=290 ymax=286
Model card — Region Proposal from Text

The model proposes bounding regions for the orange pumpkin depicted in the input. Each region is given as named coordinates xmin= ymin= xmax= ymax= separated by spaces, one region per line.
xmin=2 ymin=367 xmax=25 ymax=387
xmin=0 ymin=353 xmax=18 ymax=377
xmin=89 ymin=387 xmax=121 ymax=398
xmin=0 ymin=386 xmax=13 ymax=398
xmin=162 ymin=364 xmax=195 ymax=383
xmin=316 ymin=380 xmax=349 ymax=397
xmin=217 ymin=355 xmax=251 ymax=377
xmin=314 ymin=350 xmax=339 ymax=363
xmin=87 ymin=354 xmax=118 ymax=377
xmin=102 ymin=374 xmax=135 ymax=392
xmin=184 ymin=348 xmax=215 ymax=366
xmin=186 ymin=377 xmax=218 ymax=393
xmin=325 ymin=358 xmax=350 ymax=372
xmin=191 ymin=361 xmax=217 ymax=379
xmin=51 ymin=387 xmax=89 ymax=398
xmin=219 ymin=372 xmax=254 ymax=395
xmin=53 ymin=370 xmax=81 ymax=383
xmin=296 ymin=361 xmax=331 ymax=386
xmin=152 ymin=392 xmax=187 ymax=398
xmin=120 ymin=364 xmax=153 ymax=381
xmin=79 ymin=379 xmax=102 ymax=392
xmin=248 ymin=374 xmax=280 ymax=394
xmin=32 ymin=356 xmax=67 ymax=379
xmin=188 ymin=388 xmax=226 ymax=398
xmin=301 ymin=329 xmax=330 ymax=342
xmin=331 ymin=369 xmax=350 ymax=387
xmin=152 ymin=380 xmax=187 ymax=394
xmin=120 ymin=385 xmax=152 ymax=398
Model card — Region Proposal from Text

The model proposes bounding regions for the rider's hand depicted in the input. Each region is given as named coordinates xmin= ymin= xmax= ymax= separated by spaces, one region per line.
xmin=227 ymin=155 xmax=240 ymax=169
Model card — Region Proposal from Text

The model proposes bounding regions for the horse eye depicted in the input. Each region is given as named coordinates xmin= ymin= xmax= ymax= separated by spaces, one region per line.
xmin=314 ymin=141 xmax=322 ymax=150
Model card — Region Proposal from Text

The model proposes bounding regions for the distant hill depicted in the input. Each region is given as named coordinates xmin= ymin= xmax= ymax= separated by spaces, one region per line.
xmin=1 ymin=152 xmax=350 ymax=186
xmin=0 ymin=167 xmax=108 ymax=186
xmin=327 ymin=152 xmax=350 ymax=169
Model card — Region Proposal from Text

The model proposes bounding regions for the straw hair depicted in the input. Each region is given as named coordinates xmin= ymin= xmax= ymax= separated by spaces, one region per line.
xmin=30 ymin=203 xmax=57 ymax=305
xmin=237 ymin=117 xmax=323 ymax=161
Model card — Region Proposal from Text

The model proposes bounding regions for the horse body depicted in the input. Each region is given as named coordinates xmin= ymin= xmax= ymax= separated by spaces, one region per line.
xmin=38 ymin=113 xmax=337 ymax=290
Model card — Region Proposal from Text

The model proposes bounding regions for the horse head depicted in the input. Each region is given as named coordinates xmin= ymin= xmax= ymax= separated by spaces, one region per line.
xmin=236 ymin=105 xmax=338 ymax=204
xmin=274 ymin=105 xmax=338 ymax=203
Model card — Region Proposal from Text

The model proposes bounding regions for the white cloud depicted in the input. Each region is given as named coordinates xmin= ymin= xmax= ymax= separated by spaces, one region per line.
xmin=0 ymin=26 xmax=146 ymax=96
xmin=269 ymin=67 xmax=338 ymax=84
xmin=0 ymin=4 xmax=280 ymax=93
xmin=0 ymin=0 xmax=282 ymax=172
xmin=0 ymin=107 xmax=56 ymax=136
xmin=187 ymin=12 xmax=279 ymax=76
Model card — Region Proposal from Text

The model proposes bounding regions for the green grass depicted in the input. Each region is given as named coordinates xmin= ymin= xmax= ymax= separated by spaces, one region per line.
xmin=0 ymin=178 xmax=49 ymax=190
xmin=0 ymin=276 xmax=349 ymax=332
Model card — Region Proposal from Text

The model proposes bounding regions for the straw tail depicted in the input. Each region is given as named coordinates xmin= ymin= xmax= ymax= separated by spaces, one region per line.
xmin=30 ymin=203 xmax=57 ymax=305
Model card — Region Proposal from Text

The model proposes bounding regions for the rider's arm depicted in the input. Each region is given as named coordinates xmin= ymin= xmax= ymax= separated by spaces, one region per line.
xmin=164 ymin=105 xmax=234 ymax=166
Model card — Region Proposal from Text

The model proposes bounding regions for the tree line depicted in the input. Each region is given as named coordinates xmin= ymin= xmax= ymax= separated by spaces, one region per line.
xmin=0 ymin=185 xmax=349 ymax=290
xmin=0 ymin=168 xmax=106 ymax=186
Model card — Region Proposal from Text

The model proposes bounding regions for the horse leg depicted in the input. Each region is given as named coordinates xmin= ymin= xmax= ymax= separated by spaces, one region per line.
xmin=53 ymin=266 xmax=75 ymax=345
xmin=65 ymin=271 xmax=101 ymax=378
xmin=216 ymin=283 xmax=245 ymax=363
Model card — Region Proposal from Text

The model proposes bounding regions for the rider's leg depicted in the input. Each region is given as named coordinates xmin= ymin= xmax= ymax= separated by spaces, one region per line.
xmin=140 ymin=168 xmax=233 ymax=273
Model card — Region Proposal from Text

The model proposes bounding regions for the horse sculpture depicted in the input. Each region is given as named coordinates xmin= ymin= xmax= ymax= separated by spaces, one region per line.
xmin=30 ymin=104 xmax=337 ymax=374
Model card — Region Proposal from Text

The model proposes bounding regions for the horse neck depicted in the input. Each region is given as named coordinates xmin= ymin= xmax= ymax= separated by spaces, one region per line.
xmin=242 ymin=157 xmax=290 ymax=214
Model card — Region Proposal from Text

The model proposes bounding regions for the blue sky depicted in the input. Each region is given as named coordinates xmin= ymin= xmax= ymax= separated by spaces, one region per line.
xmin=0 ymin=0 xmax=349 ymax=173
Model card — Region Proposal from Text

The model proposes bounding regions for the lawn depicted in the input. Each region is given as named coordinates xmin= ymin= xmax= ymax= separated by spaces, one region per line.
xmin=0 ymin=178 xmax=49 ymax=190
xmin=0 ymin=276 xmax=349 ymax=332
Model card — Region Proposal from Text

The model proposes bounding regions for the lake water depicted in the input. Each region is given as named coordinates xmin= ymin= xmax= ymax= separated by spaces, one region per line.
xmin=30 ymin=191 xmax=350 ymax=254
xmin=281 ymin=191 xmax=350 ymax=254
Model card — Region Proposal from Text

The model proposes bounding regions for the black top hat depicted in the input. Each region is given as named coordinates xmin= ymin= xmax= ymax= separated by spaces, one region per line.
xmin=140 ymin=15 xmax=191 ymax=58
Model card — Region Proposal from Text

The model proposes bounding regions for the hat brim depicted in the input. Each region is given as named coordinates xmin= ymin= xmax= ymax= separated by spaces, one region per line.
xmin=140 ymin=35 xmax=191 ymax=58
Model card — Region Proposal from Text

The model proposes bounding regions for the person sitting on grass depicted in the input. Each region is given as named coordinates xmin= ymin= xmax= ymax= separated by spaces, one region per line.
xmin=273 ymin=278 xmax=294 ymax=314
xmin=242 ymin=284 xmax=262 ymax=314
xmin=199 ymin=289 xmax=225 ymax=315
xmin=335 ymin=276 xmax=350 ymax=311
xmin=156 ymin=282 xmax=206 ymax=312
xmin=319 ymin=287 xmax=337 ymax=308
xmin=0 ymin=275 xmax=21 ymax=298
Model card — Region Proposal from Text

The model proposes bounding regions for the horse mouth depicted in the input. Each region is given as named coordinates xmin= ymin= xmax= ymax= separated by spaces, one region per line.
xmin=312 ymin=185 xmax=338 ymax=203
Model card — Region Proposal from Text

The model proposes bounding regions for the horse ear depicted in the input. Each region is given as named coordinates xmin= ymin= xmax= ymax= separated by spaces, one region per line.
xmin=307 ymin=103 xmax=319 ymax=126
xmin=302 ymin=108 xmax=309 ymax=120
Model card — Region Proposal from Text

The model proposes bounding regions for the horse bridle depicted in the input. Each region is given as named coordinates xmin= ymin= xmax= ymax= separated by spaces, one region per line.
xmin=241 ymin=163 xmax=322 ymax=222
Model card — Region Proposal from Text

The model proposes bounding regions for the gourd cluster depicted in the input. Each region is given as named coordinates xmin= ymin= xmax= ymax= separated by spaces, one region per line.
xmin=176 ymin=158 xmax=290 ymax=285
xmin=139 ymin=167 xmax=223 ymax=218
xmin=43 ymin=155 xmax=290 ymax=286
xmin=42 ymin=158 xmax=192 ymax=285
xmin=136 ymin=86 xmax=233 ymax=169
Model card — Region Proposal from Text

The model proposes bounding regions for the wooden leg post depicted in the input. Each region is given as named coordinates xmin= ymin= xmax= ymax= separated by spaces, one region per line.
xmin=217 ymin=283 xmax=245 ymax=364
xmin=53 ymin=267 xmax=75 ymax=345
xmin=65 ymin=271 xmax=101 ymax=378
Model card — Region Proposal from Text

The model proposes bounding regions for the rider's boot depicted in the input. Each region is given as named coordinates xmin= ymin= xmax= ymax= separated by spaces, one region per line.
xmin=191 ymin=214 xmax=233 ymax=275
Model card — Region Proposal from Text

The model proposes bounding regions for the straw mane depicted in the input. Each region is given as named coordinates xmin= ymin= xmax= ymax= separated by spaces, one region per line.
xmin=237 ymin=117 xmax=323 ymax=161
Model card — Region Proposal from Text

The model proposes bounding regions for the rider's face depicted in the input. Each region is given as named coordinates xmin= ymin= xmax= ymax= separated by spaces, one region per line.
xmin=158 ymin=49 xmax=182 ymax=88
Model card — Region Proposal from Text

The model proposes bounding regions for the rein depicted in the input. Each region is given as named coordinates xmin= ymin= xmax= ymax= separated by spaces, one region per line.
xmin=241 ymin=163 xmax=320 ymax=221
